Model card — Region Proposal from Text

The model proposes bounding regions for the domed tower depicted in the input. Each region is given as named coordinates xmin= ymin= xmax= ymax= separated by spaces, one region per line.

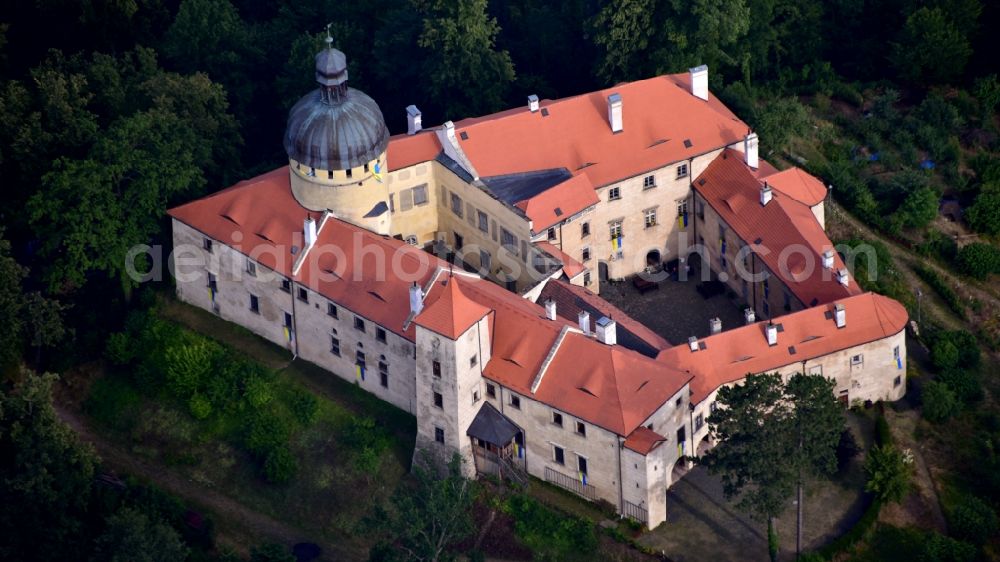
xmin=284 ymin=34 xmax=391 ymax=235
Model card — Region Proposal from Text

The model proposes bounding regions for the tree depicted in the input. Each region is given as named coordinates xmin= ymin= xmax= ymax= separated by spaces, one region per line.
xmin=864 ymin=444 xmax=912 ymax=504
xmin=956 ymin=242 xmax=1000 ymax=279
xmin=931 ymin=339 xmax=960 ymax=370
xmin=966 ymin=185 xmax=1000 ymax=235
xmin=891 ymin=7 xmax=972 ymax=85
xmin=0 ymin=371 xmax=99 ymax=560
xmin=922 ymin=380 xmax=961 ymax=422
xmin=752 ymin=98 xmax=809 ymax=157
xmin=0 ymin=231 xmax=27 ymax=370
xmin=896 ymin=186 xmax=939 ymax=230
xmin=24 ymin=291 xmax=68 ymax=366
xmin=416 ymin=0 xmax=516 ymax=118
xmin=949 ymin=494 xmax=999 ymax=544
xmin=702 ymin=373 xmax=795 ymax=562
xmin=90 ymin=507 xmax=189 ymax=562
xmin=367 ymin=452 xmax=476 ymax=562
xmin=785 ymin=373 xmax=843 ymax=556
xmin=592 ymin=0 xmax=657 ymax=83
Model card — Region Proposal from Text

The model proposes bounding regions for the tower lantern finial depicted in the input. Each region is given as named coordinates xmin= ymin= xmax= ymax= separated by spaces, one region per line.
xmin=325 ymin=23 xmax=333 ymax=46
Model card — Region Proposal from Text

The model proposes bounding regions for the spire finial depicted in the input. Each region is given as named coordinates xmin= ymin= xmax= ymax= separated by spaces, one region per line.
xmin=325 ymin=23 xmax=333 ymax=47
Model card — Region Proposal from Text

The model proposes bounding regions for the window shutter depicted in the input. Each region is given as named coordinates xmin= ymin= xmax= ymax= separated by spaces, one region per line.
xmin=400 ymin=189 xmax=414 ymax=211
xmin=466 ymin=203 xmax=475 ymax=225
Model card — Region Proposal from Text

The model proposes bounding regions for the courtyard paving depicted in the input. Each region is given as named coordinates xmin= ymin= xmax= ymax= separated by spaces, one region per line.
xmin=600 ymin=271 xmax=748 ymax=346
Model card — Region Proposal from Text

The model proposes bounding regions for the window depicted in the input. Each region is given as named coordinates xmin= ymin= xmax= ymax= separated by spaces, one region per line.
xmin=893 ymin=346 xmax=900 ymax=361
xmin=583 ymin=271 xmax=591 ymax=285
xmin=435 ymin=427 xmax=445 ymax=444
xmin=809 ymin=365 xmax=823 ymax=376
xmin=677 ymin=164 xmax=689 ymax=178
xmin=677 ymin=201 xmax=688 ymax=217
xmin=581 ymin=247 xmax=591 ymax=262
xmin=643 ymin=174 xmax=656 ymax=189
xmin=581 ymin=222 xmax=591 ymax=238
xmin=695 ymin=414 xmax=704 ymax=431
xmin=454 ymin=232 xmax=464 ymax=250
xmin=554 ymin=446 xmax=565 ymax=465
xmin=894 ymin=375 xmax=902 ymax=387
xmin=249 ymin=294 xmax=259 ymax=314
xmin=676 ymin=396 xmax=684 ymax=408
xmin=246 ymin=259 xmax=256 ymax=277
xmin=413 ymin=184 xmax=428 ymax=206
xmin=327 ymin=170 xmax=333 ymax=179
xmin=330 ymin=335 xmax=340 ymax=356
xmin=432 ymin=360 xmax=441 ymax=377
xmin=575 ymin=421 xmax=586 ymax=437
xmin=356 ymin=349 xmax=366 ymax=366
xmin=327 ymin=303 xmax=338 ymax=318
xmin=851 ymin=354 xmax=864 ymax=366
xmin=510 ymin=394 xmax=521 ymax=409
xmin=480 ymin=250 xmax=491 ymax=272
xmin=644 ymin=208 xmax=657 ymax=228
xmin=280 ymin=279 xmax=291 ymax=293
xmin=450 ymin=192 xmax=463 ymax=217
xmin=696 ymin=200 xmax=705 ymax=220
xmin=608 ymin=186 xmax=621 ymax=201
xmin=486 ymin=383 xmax=496 ymax=398
xmin=577 ymin=455 xmax=588 ymax=476
xmin=297 ymin=287 xmax=308 ymax=303
xmin=379 ymin=361 xmax=388 ymax=388
xmin=552 ymin=412 xmax=563 ymax=427
xmin=204 ymin=238 xmax=213 ymax=253
xmin=376 ymin=327 xmax=387 ymax=343
xmin=710 ymin=401 xmax=718 ymax=413
xmin=433 ymin=392 xmax=443 ymax=409
xmin=354 ymin=317 xmax=366 ymax=332
xmin=547 ymin=227 xmax=557 ymax=241
xmin=501 ymin=228 xmax=517 ymax=253
xmin=472 ymin=389 xmax=481 ymax=403
xmin=609 ymin=221 xmax=623 ymax=240
xmin=470 ymin=354 xmax=478 ymax=368
xmin=345 ymin=168 xmax=352 ymax=178
xmin=477 ymin=210 xmax=488 ymax=232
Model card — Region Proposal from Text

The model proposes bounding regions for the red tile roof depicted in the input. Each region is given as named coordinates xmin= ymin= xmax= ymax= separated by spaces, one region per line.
xmin=694 ymin=150 xmax=861 ymax=307
xmin=624 ymin=426 xmax=668 ymax=454
xmin=414 ymin=275 xmax=491 ymax=339
xmin=448 ymin=73 xmax=747 ymax=188
xmin=513 ymin=174 xmax=598 ymax=233
xmin=657 ymin=292 xmax=908 ymax=403
xmin=534 ymin=242 xmax=587 ymax=280
xmin=763 ymin=166 xmax=828 ymax=207
xmin=386 ymin=130 xmax=441 ymax=170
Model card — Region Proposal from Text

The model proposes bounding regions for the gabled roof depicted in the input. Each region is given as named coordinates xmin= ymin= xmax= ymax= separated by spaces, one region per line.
xmin=624 ymin=426 xmax=668 ymax=455
xmin=467 ymin=402 xmax=521 ymax=447
xmin=512 ymin=174 xmax=598 ymax=233
xmin=763 ymin=166 xmax=828 ymax=207
xmin=439 ymin=73 xmax=747 ymax=188
xmin=694 ymin=150 xmax=860 ymax=307
xmin=534 ymin=242 xmax=586 ymax=280
xmin=386 ymin=130 xmax=441 ymax=170
xmin=537 ymin=279 xmax=671 ymax=356
xmin=414 ymin=275 xmax=491 ymax=339
xmin=657 ymin=292 xmax=908 ymax=403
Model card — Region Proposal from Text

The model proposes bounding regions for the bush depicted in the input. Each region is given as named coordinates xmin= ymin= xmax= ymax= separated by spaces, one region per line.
xmin=937 ymin=369 xmax=983 ymax=405
xmin=916 ymin=230 xmax=958 ymax=263
xmin=865 ymin=444 xmax=912 ymax=504
xmin=922 ymin=381 xmax=961 ymax=422
xmin=504 ymin=495 xmax=597 ymax=560
xmin=931 ymin=339 xmax=960 ymax=370
xmin=957 ymin=242 xmax=1000 ymax=279
xmin=949 ymin=495 xmax=998 ymax=544
xmin=289 ymin=388 xmax=319 ymax=426
xmin=188 ymin=393 xmax=212 ymax=420
xmin=84 ymin=376 xmax=142 ymax=431
xmin=105 ymin=331 xmax=136 ymax=366
xmin=914 ymin=265 xmax=964 ymax=319
xmin=863 ymin=525 xmax=976 ymax=562
xmin=966 ymin=185 xmax=1000 ymax=235
xmin=933 ymin=330 xmax=981 ymax=370
xmin=164 ymin=337 xmax=222 ymax=398
xmin=244 ymin=409 xmax=292 ymax=457
xmin=263 ymin=446 xmax=297 ymax=484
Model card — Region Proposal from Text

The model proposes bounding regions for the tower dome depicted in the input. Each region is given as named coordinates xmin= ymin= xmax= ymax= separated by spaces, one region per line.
xmin=283 ymin=36 xmax=390 ymax=171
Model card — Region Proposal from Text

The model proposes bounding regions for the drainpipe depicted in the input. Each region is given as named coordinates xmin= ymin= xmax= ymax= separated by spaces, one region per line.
xmin=752 ymin=254 xmax=757 ymax=315
xmin=617 ymin=435 xmax=624 ymax=515
xmin=289 ymin=277 xmax=299 ymax=359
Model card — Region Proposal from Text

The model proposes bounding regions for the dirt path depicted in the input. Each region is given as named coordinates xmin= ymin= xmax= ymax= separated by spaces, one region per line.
xmin=878 ymin=408 xmax=948 ymax=533
xmin=52 ymin=400 xmax=353 ymax=561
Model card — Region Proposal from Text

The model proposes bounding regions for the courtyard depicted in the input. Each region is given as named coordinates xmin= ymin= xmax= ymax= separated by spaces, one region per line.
xmin=600 ymin=267 xmax=748 ymax=346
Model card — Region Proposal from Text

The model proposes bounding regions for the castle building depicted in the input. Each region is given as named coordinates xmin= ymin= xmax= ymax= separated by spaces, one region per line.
xmin=168 ymin=40 xmax=908 ymax=528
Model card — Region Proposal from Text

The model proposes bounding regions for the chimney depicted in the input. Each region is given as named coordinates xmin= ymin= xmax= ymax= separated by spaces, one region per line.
xmin=834 ymin=303 xmax=846 ymax=329
xmin=837 ymin=268 xmax=849 ymax=287
xmin=578 ymin=310 xmax=591 ymax=335
xmin=709 ymin=317 xmax=722 ymax=334
xmin=607 ymin=93 xmax=623 ymax=134
xmin=744 ymin=131 xmax=759 ymax=169
xmin=528 ymin=94 xmax=539 ymax=113
xmin=596 ymin=316 xmax=617 ymax=345
xmin=822 ymin=249 xmax=835 ymax=270
xmin=765 ymin=323 xmax=778 ymax=346
xmin=443 ymin=120 xmax=457 ymax=142
xmin=760 ymin=182 xmax=773 ymax=206
xmin=744 ymin=308 xmax=756 ymax=325
xmin=304 ymin=217 xmax=317 ymax=247
xmin=688 ymin=336 xmax=699 ymax=352
xmin=406 ymin=105 xmax=422 ymax=135
xmin=689 ymin=65 xmax=708 ymax=101
xmin=544 ymin=299 xmax=557 ymax=321
xmin=409 ymin=282 xmax=424 ymax=317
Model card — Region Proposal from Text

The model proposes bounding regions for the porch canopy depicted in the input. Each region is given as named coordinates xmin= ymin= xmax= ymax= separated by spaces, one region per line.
xmin=466 ymin=402 xmax=520 ymax=448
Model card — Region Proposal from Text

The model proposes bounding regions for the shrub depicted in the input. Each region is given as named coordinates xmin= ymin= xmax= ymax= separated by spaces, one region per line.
xmin=263 ymin=446 xmax=297 ymax=484
xmin=164 ymin=338 xmax=221 ymax=398
xmin=84 ymin=376 xmax=142 ymax=431
xmin=865 ymin=444 xmax=912 ymax=504
xmin=916 ymin=230 xmax=958 ymax=263
xmin=895 ymin=186 xmax=939 ymax=230
xmin=244 ymin=409 xmax=292 ymax=457
xmin=864 ymin=526 xmax=976 ymax=562
xmin=937 ymin=369 xmax=983 ymax=405
xmin=922 ymin=381 xmax=961 ymax=422
xmin=957 ymin=242 xmax=1000 ymax=279
xmin=105 ymin=331 xmax=136 ymax=366
xmin=931 ymin=339 xmax=960 ymax=370
xmin=934 ymin=330 xmax=981 ymax=369
xmin=243 ymin=373 xmax=274 ymax=409
xmin=505 ymin=495 xmax=597 ymax=559
xmin=949 ymin=494 xmax=999 ymax=544
xmin=967 ymin=185 xmax=1000 ymax=235
xmin=289 ymin=388 xmax=319 ymax=426
xmin=188 ymin=393 xmax=212 ymax=420
xmin=914 ymin=265 xmax=965 ymax=319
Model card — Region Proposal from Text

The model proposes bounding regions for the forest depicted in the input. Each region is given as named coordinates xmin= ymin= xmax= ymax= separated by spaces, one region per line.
xmin=1 ymin=0 xmax=999 ymax=561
